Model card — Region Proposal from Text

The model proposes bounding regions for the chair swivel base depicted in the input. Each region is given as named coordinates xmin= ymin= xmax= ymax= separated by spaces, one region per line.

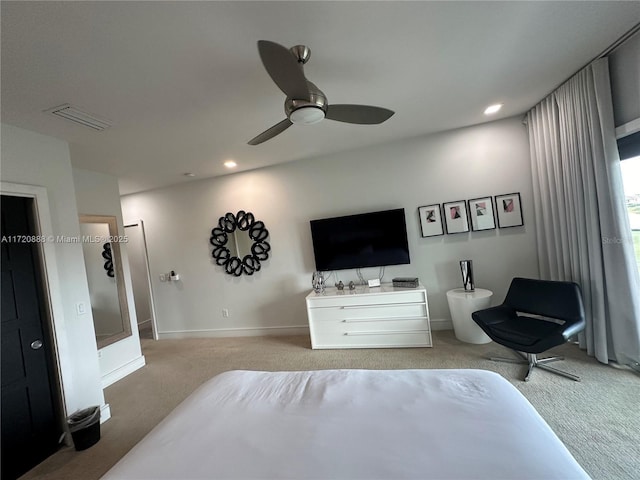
xmin=489 ymin=350 xmax=580 ymax=382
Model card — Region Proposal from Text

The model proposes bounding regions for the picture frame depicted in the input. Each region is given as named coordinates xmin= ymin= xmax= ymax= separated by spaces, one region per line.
xmin=442 ymin=200 xmax=469 ymax=234
xmin=495 ymin=192 xmax=524 ymax=228
xmin=418 ymin=204 xmax=444 ymax=237
xmin=467 ymin=196 xmax=496 ymax=231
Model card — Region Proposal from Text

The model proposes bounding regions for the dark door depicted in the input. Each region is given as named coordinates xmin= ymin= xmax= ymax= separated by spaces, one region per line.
xmin=1 ymin=195 xmax=61 ymax=480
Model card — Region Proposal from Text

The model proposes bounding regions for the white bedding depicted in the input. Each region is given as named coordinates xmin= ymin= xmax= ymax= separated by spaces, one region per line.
xmin=102 ymin=369 xmax=590 ymax=479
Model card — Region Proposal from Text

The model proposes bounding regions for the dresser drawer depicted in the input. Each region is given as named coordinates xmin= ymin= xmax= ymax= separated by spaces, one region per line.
xmin=307 ymin=290 xmax=425 ymax=308
xmin=309 ymin=303 xmax=427 ymax=322
xmin=310 ymin=317 xmax=429 ymax=336
xmin=311 ymin=330 xmax=432 ymax=349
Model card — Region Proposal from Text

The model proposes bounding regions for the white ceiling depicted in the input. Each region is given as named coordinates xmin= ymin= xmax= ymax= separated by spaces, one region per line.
xmin=2 ymin=1 xmax=639 ymax=195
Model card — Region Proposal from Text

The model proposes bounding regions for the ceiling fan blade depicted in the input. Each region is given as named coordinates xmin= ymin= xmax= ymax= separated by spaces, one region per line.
xmin=257 ymin=40 xmax=310 ymax=100
xmin=325 ymin=104 xmax=395 ymax=124
xmin=248 ymin=118 xmax=293 ymax=145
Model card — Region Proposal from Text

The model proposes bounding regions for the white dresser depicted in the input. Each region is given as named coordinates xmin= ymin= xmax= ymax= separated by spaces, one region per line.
xmin=305 ymin=284 xmax=432 ymax=349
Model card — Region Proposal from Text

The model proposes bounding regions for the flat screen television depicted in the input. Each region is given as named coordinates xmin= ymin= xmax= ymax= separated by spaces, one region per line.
xmin=310 ymin=208 xmax=410 ymax=271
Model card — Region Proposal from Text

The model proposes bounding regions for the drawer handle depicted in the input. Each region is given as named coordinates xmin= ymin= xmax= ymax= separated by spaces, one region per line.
xmin=341 ymin=302 xmax=424 ymax=309
xmin=344 ymin=330 xmax=429 ymax=336
xmin=342 ymin=316 xmax=427 ymax=323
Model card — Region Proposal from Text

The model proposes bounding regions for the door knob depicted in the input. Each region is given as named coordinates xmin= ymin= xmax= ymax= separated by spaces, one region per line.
xmin=30 ymin=340 xmax=43 ymax=350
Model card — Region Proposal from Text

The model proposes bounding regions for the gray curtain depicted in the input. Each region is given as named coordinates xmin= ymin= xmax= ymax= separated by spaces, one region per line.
xmin=526 ymin=58 xmax=640 ymax=366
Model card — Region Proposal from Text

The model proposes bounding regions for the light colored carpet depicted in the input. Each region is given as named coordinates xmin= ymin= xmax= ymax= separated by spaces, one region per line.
xmin=21 ymin=330 xmax=639 ymax=480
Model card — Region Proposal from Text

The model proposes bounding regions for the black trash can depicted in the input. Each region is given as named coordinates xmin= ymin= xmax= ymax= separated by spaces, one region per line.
xmin=67 ymin=406 xmax=101 ymax=451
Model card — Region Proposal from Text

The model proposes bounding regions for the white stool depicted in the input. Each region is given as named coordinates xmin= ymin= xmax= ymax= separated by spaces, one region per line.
xmin=446 ymin=288 xmax=493 ymax=344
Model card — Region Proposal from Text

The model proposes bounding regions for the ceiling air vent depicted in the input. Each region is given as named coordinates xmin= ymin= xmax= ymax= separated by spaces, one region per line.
xmin=45 ymin=104 xmax=113 ymax=131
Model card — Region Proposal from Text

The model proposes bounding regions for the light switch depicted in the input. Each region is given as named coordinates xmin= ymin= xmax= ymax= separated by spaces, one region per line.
xmin=76 ymin=302 xmax=87 ymax=315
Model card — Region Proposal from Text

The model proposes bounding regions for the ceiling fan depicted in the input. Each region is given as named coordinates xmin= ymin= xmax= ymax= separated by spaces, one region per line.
xmin=248 ymin=40 xmax=394 ymax=145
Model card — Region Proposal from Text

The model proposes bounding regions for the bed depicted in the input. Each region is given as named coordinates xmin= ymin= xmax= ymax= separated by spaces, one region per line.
xmin=101 ymin=369 xmax=590 ymax=479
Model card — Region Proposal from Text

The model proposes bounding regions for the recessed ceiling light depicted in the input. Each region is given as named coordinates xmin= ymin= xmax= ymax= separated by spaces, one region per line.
xmin=484 ymin=104 xmax=503 ymax=115
xmin=224 ymin=160 xmax=237 ymax=168
xmin=183 ymin=172 xmax=196 ymax=177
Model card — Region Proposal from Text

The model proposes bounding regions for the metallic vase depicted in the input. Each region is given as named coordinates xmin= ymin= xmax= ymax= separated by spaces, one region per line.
xmin=312 ymin=271 xmax=325 ymax=293
xmin=460 ymin=260 xmax=475 ymax=292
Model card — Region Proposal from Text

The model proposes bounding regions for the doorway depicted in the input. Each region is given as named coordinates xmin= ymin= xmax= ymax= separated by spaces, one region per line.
xmin=1 ymin=195 xmax=63 ymax=479
xmin=124 ymin=221 xmax=157 ymax=340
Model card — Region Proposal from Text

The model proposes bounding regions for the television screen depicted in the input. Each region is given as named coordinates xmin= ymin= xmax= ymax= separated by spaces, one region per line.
xmin=310 ymin=208 xmax=410 ymax=271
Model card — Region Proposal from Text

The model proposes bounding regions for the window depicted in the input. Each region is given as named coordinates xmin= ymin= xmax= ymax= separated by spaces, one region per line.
xmin=617 ymin=119 xmax=640 ymax=274
xmin=621 ymin=157 xmax=640 ymax=273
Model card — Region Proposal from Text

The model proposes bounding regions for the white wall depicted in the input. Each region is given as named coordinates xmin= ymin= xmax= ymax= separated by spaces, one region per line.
xmin=73 ymin=168 xmax=145 ymax=387
xmin=122 ymin=116 xmax=539 ymax=337
xmin=0 ymin=123 xmax=106 ymax=417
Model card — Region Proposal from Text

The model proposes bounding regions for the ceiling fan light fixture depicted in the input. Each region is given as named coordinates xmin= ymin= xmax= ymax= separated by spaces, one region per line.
xmin=290 ymin=106 xmax=325 ymax=125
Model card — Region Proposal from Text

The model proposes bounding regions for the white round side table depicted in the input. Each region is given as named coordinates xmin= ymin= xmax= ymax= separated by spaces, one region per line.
xmin=446 ymin=288 xmax=493 ymax=344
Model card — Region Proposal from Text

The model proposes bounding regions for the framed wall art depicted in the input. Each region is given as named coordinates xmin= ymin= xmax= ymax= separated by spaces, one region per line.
xmin=495 ymin=192 xmax=524 ymax=228
xmin=468 ymin=196 xmax=496 ymax=231
xmin=442 ymin=200 xmax=469 ymax=234
xmin=418 ymin=204 xmax=444 ymax=237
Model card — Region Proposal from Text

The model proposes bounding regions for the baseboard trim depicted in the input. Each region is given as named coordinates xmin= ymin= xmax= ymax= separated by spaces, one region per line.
xmin=430 ymin=318 xmax=453 ymax=331
xmin=156 ymin=322 xmax=450 ymax=338
xmin=157 ymin=325 xmax=310 ymax=339
xmin=101 ymin=355 xmax=146 ymax=389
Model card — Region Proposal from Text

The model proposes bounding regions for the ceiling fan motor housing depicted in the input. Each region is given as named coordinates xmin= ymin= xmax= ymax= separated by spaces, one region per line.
xmin=285 ymin=81 xmax=327 ymax=125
